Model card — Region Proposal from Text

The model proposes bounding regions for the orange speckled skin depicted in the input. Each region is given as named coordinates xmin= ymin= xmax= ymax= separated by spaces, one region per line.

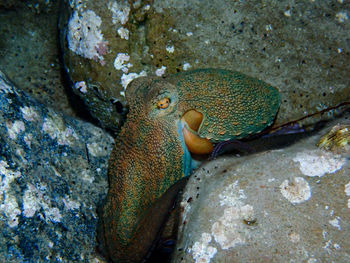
xmin=102 ymin=69 xmax=281 ymax=262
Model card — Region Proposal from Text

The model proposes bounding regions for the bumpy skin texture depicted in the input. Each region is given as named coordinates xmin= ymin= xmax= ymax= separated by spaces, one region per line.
xmin=102 ymin=69 xmax=281 ymax=263
xmin=170 ymin=69 xmax=281 ymax=141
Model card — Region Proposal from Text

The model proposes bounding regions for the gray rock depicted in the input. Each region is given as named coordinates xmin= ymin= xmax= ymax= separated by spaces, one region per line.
xmin=60 ymin=0 xmax=350 ymax=130
xmin=0 ymin=0 xmax=74 ymax=116
xmin=0 ymin=71 xmax=113 ymax=262
xmin=173 ymin=116 xmax=350 ymax=262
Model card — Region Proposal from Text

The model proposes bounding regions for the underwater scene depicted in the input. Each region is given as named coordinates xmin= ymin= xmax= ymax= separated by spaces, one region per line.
xmin=0 ymin=0 xmax=349 ymax=262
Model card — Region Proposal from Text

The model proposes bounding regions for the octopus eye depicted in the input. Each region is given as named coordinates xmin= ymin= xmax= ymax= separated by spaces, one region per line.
xmin=157 ymin=98 xmax=171 ymax=109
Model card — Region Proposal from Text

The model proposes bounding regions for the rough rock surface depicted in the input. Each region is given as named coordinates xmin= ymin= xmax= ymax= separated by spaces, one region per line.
xmin=172 ymin=115 xmax=350 ymax=263
xmin=0 ymin=71 xmax=113 ymax=262
xmin=60 ymin=0 xmax=350 ymax=130
xmin=0 ymin=0 xmax=75 ymax=116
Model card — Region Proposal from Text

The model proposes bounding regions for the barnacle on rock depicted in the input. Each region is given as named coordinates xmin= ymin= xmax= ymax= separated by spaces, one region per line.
xmin=317 ymin=124 xmax=350 ymax=152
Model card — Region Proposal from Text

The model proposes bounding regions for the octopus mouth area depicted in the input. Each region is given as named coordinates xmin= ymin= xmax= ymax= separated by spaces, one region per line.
xmin=182 ymin=110 xmax=214 ymax=155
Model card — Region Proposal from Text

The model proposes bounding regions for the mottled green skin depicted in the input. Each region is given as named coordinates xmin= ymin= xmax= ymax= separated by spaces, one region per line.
xmin=102 ymin=69 xmax=281 ymax=263
xmin=170 ymin=69 xmax=281 ymax=141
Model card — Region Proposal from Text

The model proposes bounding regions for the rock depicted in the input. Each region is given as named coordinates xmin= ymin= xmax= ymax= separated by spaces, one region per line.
xmin=0 ymin=72 xmax=113 ymax=262
xmin=173 ymin=115 xmax=350 ymax=262
xmin=60 ymin=0 xmax=350 ymax=130
xmin=0 ymin=0 xmax=75 ymax=116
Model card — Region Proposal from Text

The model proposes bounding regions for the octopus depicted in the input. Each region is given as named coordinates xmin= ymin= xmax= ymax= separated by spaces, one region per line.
xmin=101 ymin=68 xmax=281 ymax=262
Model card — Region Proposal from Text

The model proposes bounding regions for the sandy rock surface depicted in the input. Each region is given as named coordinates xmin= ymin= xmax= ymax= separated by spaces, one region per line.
xmin=173 ymin=115 xmax=350 ymax=263
xmin=60 ymin=0 xmax=350 ymax=130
